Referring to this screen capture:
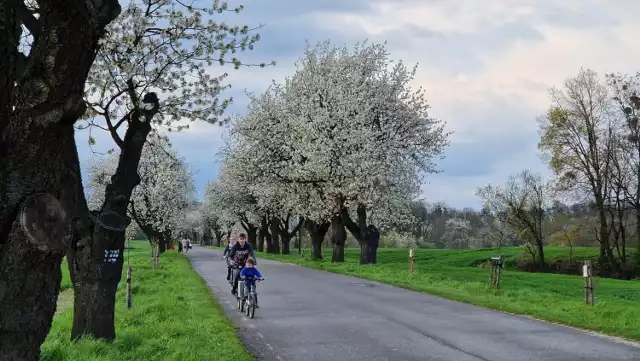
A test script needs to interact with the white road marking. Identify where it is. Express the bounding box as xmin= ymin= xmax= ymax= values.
xmin=257 ymin=332 xmax=264 ymax=338
xmin=267 ymin=344 xmax=274 ymax=350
